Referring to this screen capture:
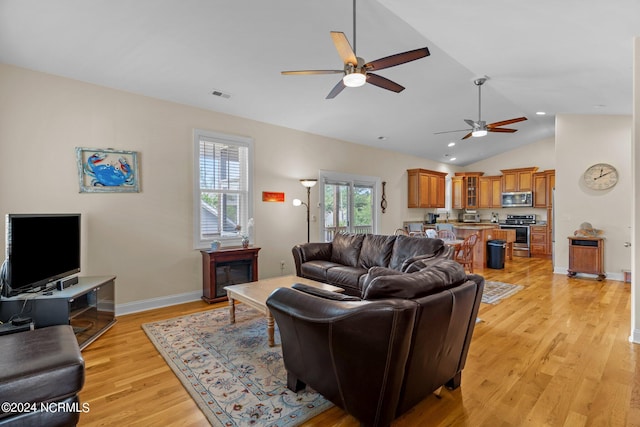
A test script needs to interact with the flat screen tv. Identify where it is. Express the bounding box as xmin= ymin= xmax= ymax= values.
xmin=2 ymin=213 xmax=81 ymax=297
